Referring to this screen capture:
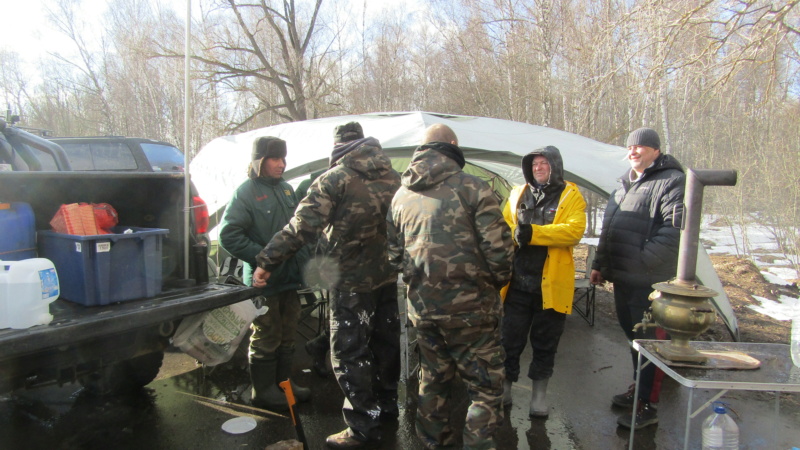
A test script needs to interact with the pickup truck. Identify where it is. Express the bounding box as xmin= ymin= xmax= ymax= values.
xmin=0 ymin=120 xmax=259 ymax=394
xmin=47 ymin=135 xmax=189 ymax=173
